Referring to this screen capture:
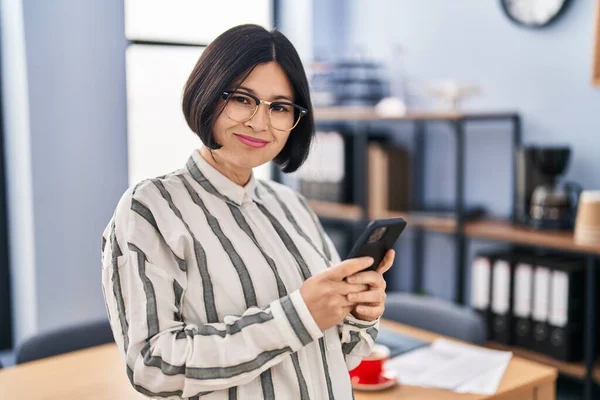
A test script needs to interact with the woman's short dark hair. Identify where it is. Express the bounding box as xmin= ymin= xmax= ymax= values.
xmin=182 ymin=24 xmax=314 ymax=173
